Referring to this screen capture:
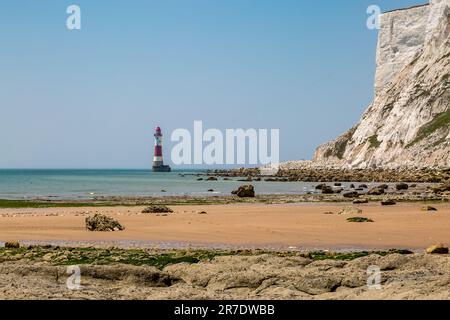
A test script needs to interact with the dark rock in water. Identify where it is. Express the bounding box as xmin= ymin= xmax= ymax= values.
xmin=207 ymin=189 xmax=214 ymax=192
xmin=353 ymin=198 xmax=369 ymax=204
xmin=426 ymin=244 xmax=449 ymax=254
xmin=321 ymin=185 xmax=334 ymax=194
xmin=142 ymin=205 xmax=174 ymax=214
xmin=161 ymin=190 xmax=167 ymax=193
xmin=343 ymin=191 xmax=359 ymax=198
xmin=5 ymin=241 xmax=20 ymax=249
xmin=265 ymin=178 xmax=277 ymax=182
xmin=206 ymin=177 xmax=218 ymax=181
xmin=197 ymin=178 xmax=204 ymax=181
xmin=378 ymin=184 xmax=389 ymax=190
xmin=381 ymin=199 xmax=396 ymax=206
xmin=410 ymin=184 xmax=417 ymax=188
xmin=198 ymin=211 xmax=208 ymax=215
xmin=223 ymin=177 xmax=231 ymax=181
xmin=359 ymin=184 xmax=368 ymax=189
xmin=86 ymin=214 xmax=124 ymax=232
xmin=354 ymin=188 xmax=364 ymax=191
xmin=349 ymin=184 xmax=355 ymax=189
xmin=232 ymin=185 xmax=255 ymax=198
xmin=422 ymin=205 xmax=437 ymax=212
xmin=396 ymin=183 xmax=409 ymax=191
xmin=334 ymin=183 xmax=342 ymax=187
xmin=368 ymin=187 xmax=385 ymax=195
xmin=315 ymin=184 xmax=327 ymax=190
xmin=254 ymin=177 xmax=262 ymax=182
